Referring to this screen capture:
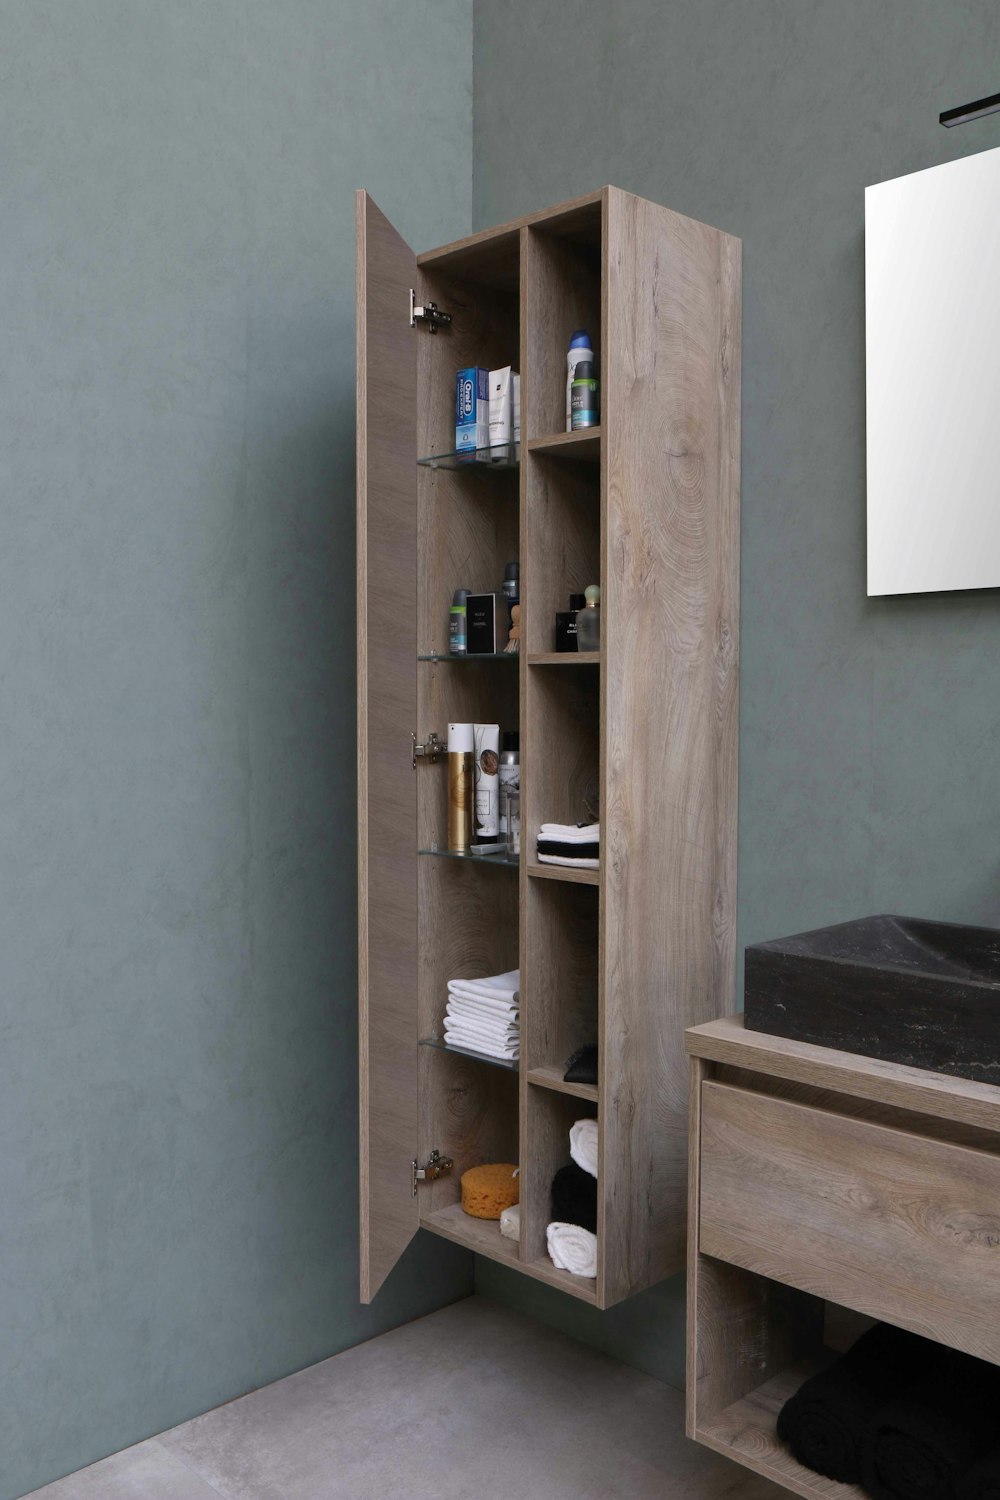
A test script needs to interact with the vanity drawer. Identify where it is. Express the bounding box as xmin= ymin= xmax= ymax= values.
xmin=698 ymin=1080 xmax=1000 ymax=1365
